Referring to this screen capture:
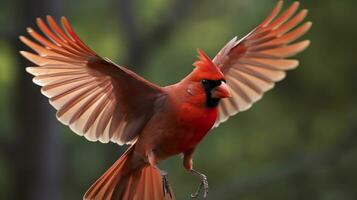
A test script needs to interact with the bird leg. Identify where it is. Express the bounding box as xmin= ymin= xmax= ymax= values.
xmin=158 ymin=168 xmax=173 ymax=198
xmin=183 ymin=148 xmax=209 ymax=199
xmin=149 ymin=150 xmax=173 ymax=198
xmin=190 ymin=169 xmax=208 ymax=199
